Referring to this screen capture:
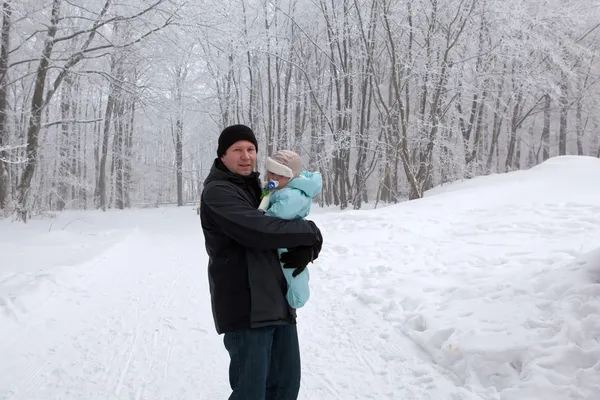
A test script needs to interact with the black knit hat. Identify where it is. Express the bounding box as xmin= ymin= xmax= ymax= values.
xmin=217 ymin=124 xmax=258 ymax=157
